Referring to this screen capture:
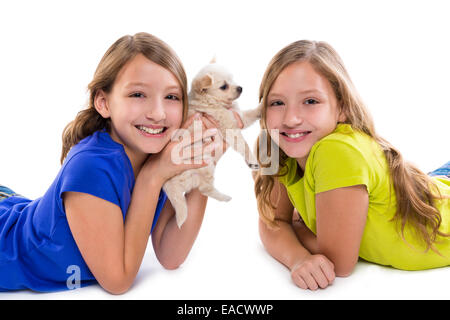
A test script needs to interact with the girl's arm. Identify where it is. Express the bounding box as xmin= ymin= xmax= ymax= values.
xmin=258 ymin=178 xmax=335 ymax=290
xmin=64 ymin=114 xmax=217 ymax=294
xmin=151 ymin=188 xmax=207 ymax=269
xmin=315 ymin=185 xmax=368 ymax=277
xmin=258 ymin=180 xmax=308 ymax=268
xmin=292 ymin=210 xmax=319 ymax=254
xmin=151 ymin=113 xmax=232 ymax=269
xmin=63 ymin=173 xmax=164 ymax=295
xmin=285 ymin=185 xmax=369 ymax=278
